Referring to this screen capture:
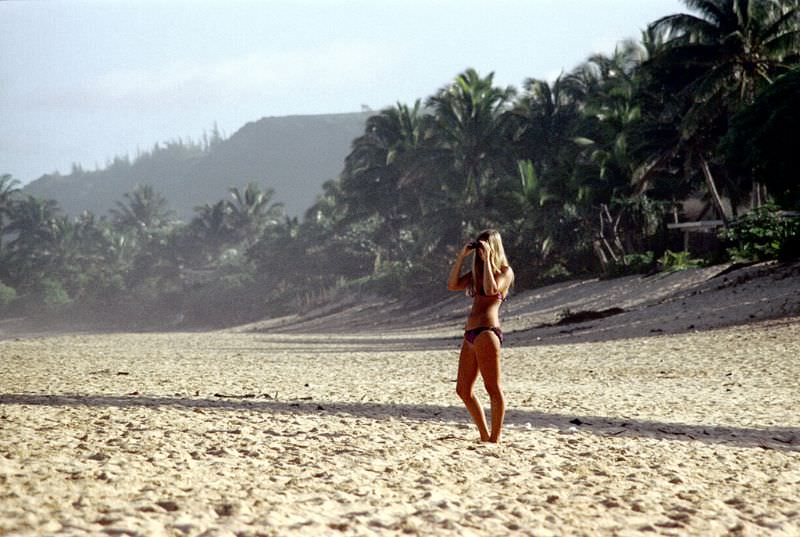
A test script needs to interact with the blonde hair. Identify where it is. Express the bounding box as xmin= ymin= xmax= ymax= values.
xmin=470 ymin=229 xmax=513 ymax=297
